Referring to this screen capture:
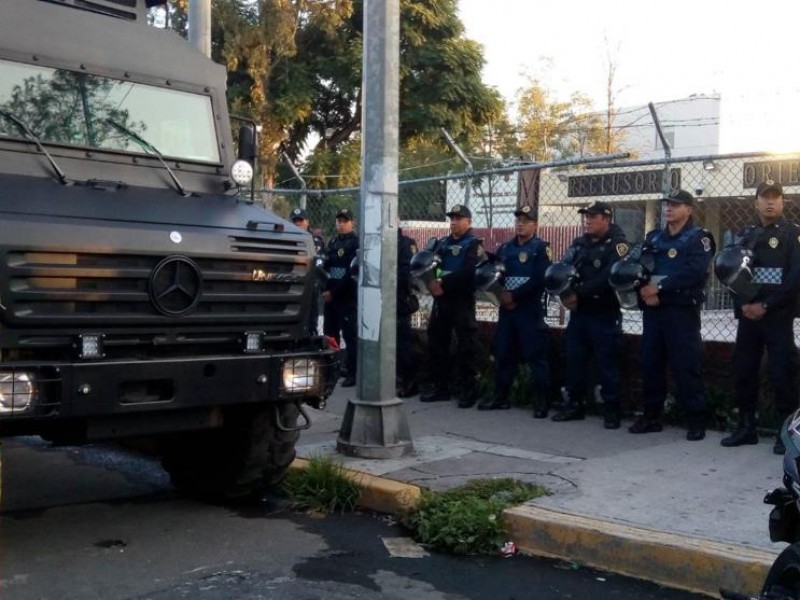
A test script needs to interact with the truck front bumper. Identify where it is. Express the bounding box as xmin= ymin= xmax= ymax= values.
xmin=0 ymin=346 xmax=339 ymax=438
